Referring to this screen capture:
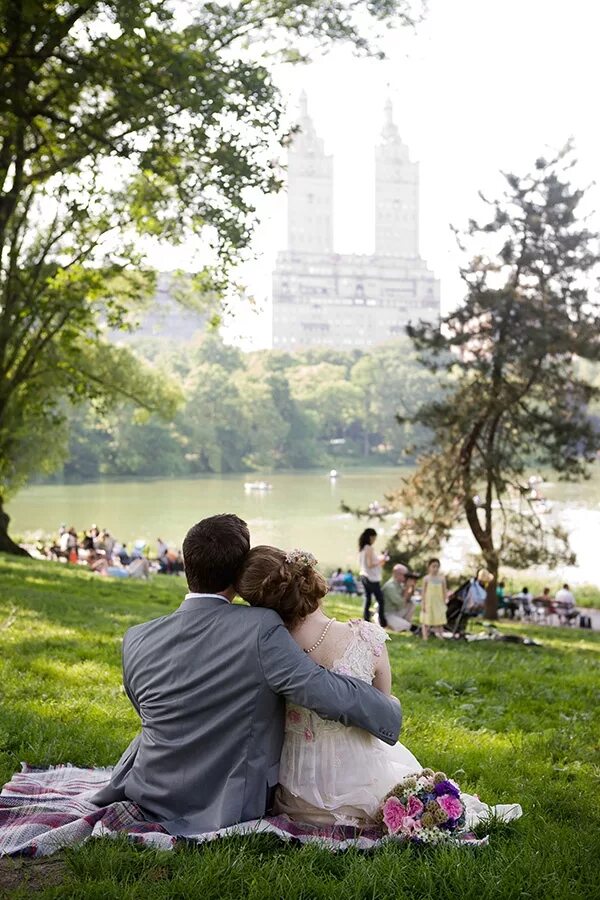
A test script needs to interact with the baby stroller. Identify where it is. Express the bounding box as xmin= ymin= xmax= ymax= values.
xmin=445 ymin=577 xmax=487 ymax=638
